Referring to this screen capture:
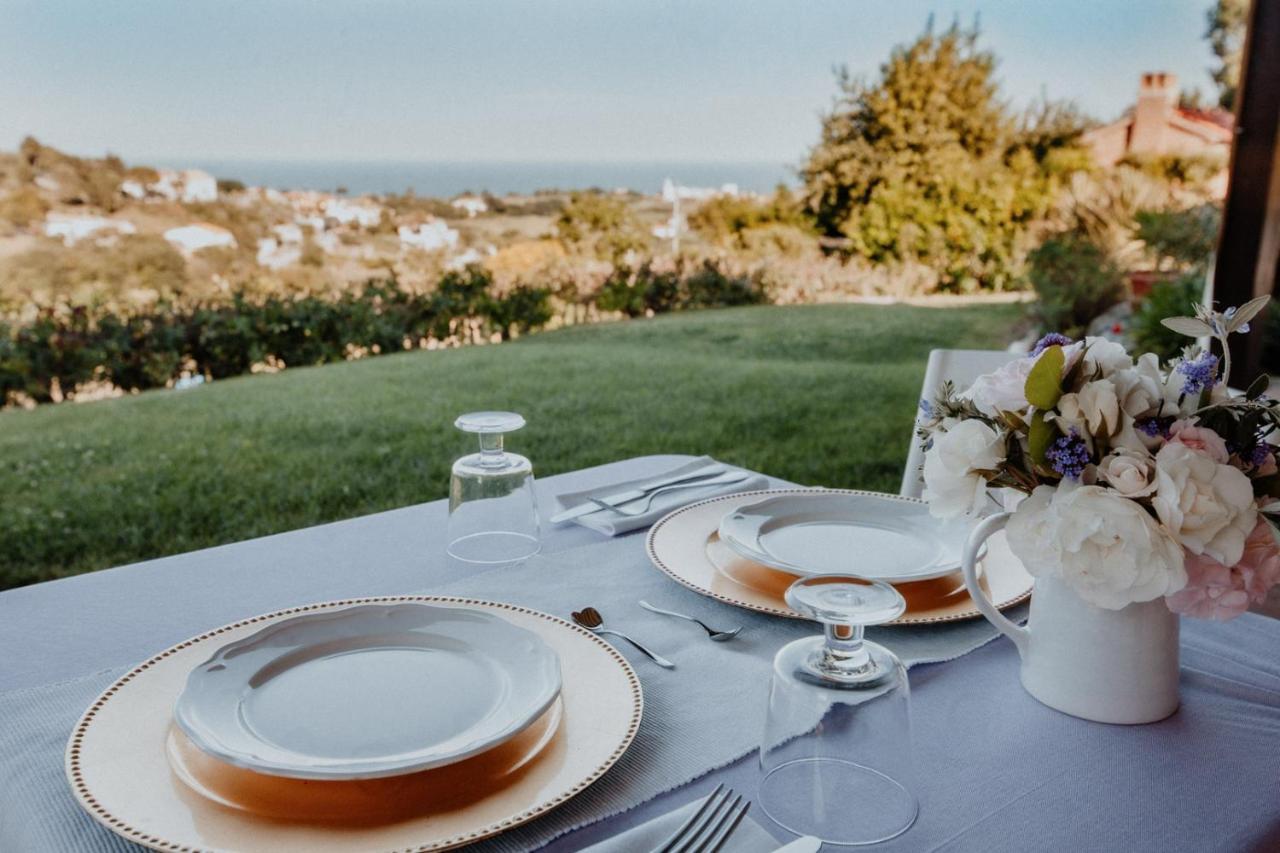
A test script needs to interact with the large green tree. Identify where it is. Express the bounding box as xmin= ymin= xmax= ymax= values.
xmin=1206 ymin=0 xmax=1250 ymax=111
xmin=801 ymin=25 xmax=1076 ymax=290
